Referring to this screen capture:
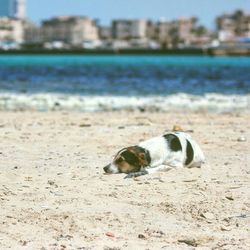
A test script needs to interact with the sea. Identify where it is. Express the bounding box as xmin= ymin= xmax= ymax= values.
xmin=0 ymin=54 xmax=249 ymax=112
